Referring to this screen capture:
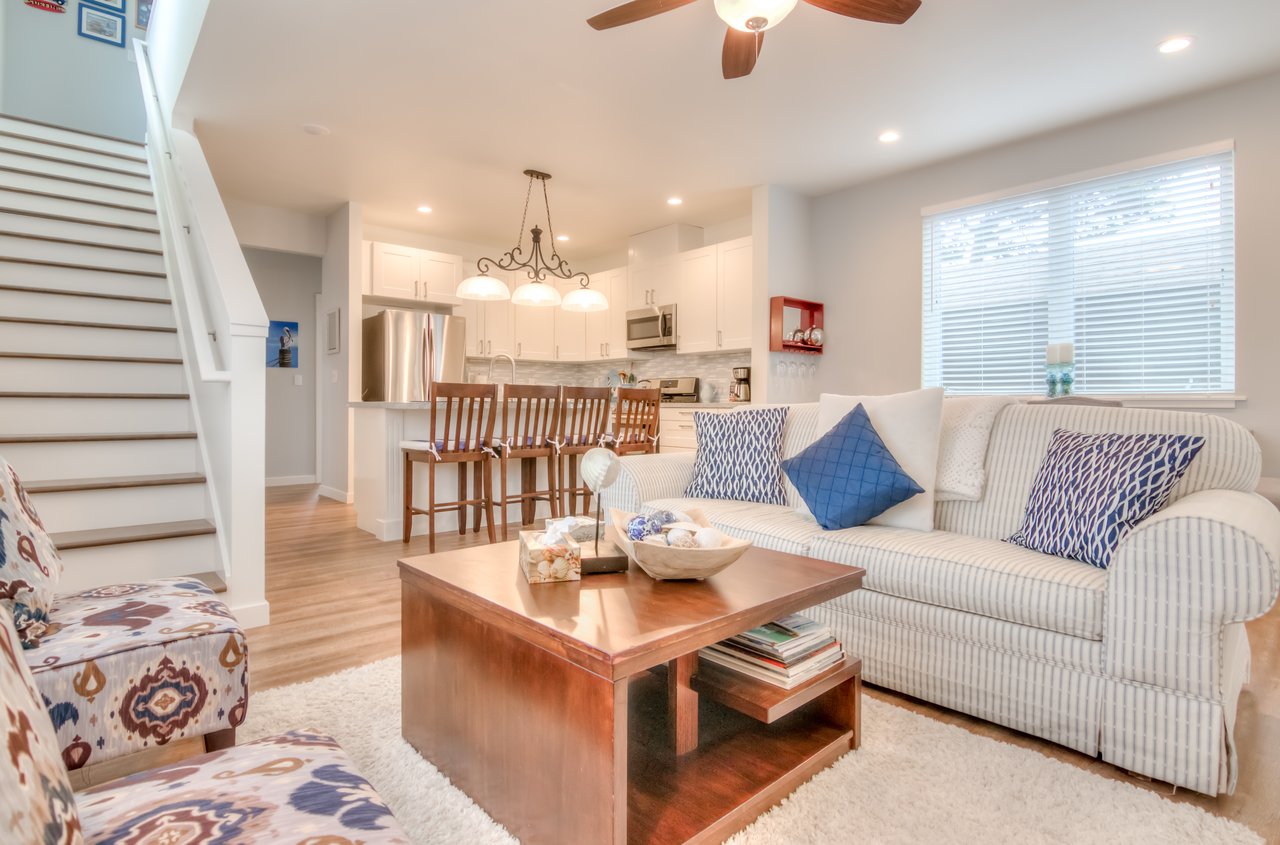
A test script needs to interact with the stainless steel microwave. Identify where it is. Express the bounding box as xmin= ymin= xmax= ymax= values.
xmin=626 ymin=304 xmax=676 ymax=350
